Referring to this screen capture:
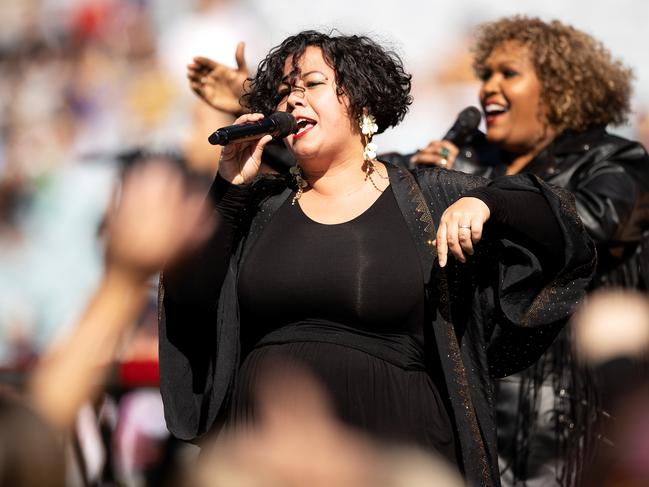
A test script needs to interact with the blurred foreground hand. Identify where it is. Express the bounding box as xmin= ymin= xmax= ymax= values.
xmin=572 ymin=288 xmax=649 ymax=365
xmin=31 ymin=159 xmax=214 ymax=430
xmin=105 ymin=159 xmax=215 ymax=280
xmin=191 ymin=366 xmax=463 ymax=487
